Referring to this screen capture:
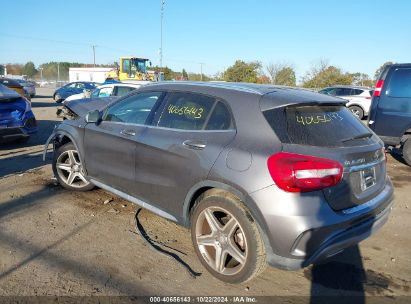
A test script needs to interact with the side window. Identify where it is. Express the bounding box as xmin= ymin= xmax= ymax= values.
xmin=158 ymin=92 xmax=216 ymax=130
xmin=98 ymin=87 xmax=114 ymax=97
xmin=76 ymin=83 xmax=85 ymax=89
xmin=205 ymin=102 xmax=233 ymax=130
xmin=103 ymin=92 xmax=162 ymax=125
xmin=91 ymin=89 xmax=100 ymax=98
xmin=67 ymin=83 xmax=77 ymax=88
xmin=353 ymin=89 xmax=364 ymax=95
xmin=115 ymin=86 xmax=136 ymax=96
xmin=334 ymin=88 xmax=345 ymax=96
xmin=387 ymin=68 xmax=411 ymax=98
